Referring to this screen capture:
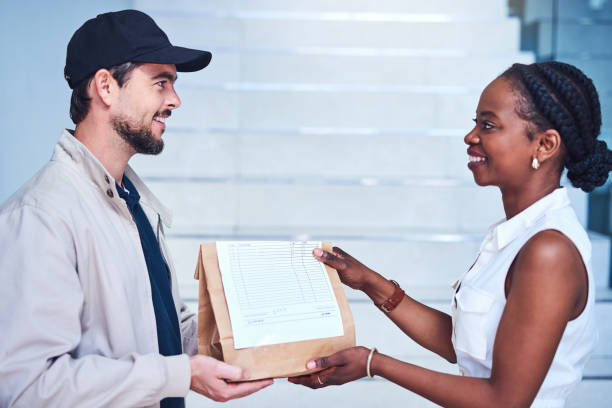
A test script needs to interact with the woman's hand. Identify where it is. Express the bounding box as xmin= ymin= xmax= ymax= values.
xmin=288 ymin=346 xmax=371 ymax=389
xmin=313 ymin=247 xmax=375 ymax=291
